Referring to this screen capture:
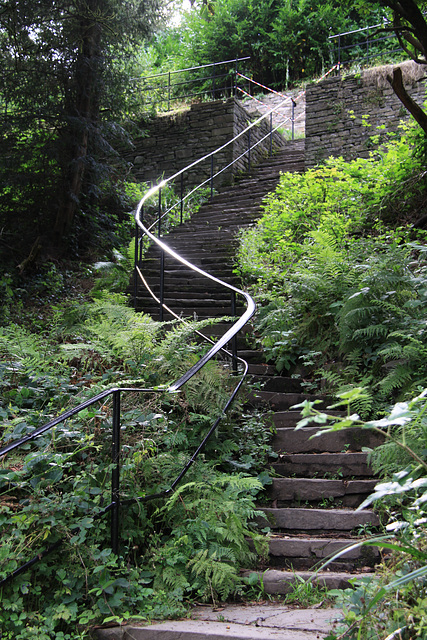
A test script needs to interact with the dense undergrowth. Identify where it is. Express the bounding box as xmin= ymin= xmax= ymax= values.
xmin=0 ymin=288 xmax=273 ymax=638
xmin=237 ymin=118 xmax=427 ymax=639
xmin=2 ymin=101 xmax=427 ymax=640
